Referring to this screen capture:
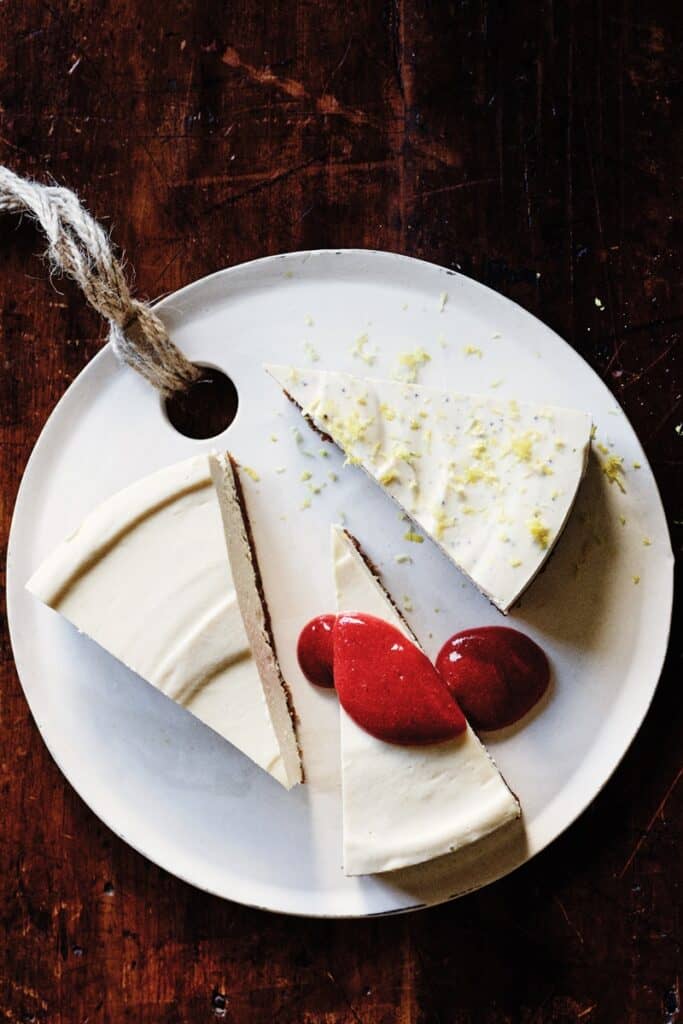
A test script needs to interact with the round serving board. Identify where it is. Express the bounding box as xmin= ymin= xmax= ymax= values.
xmin=6 ymin=250 xmax=674 ymax=917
